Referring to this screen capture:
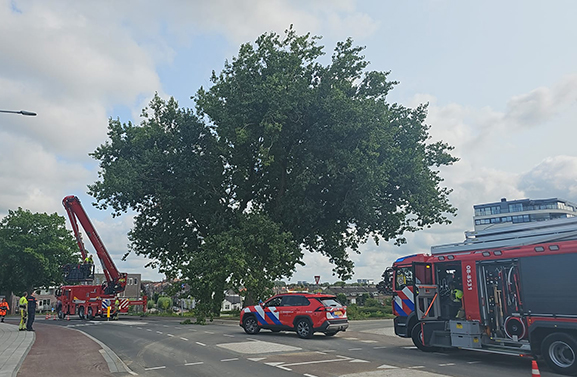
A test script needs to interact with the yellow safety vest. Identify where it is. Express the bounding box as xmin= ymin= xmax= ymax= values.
xmin=19 ymin=296 xmax=27 ymax=309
